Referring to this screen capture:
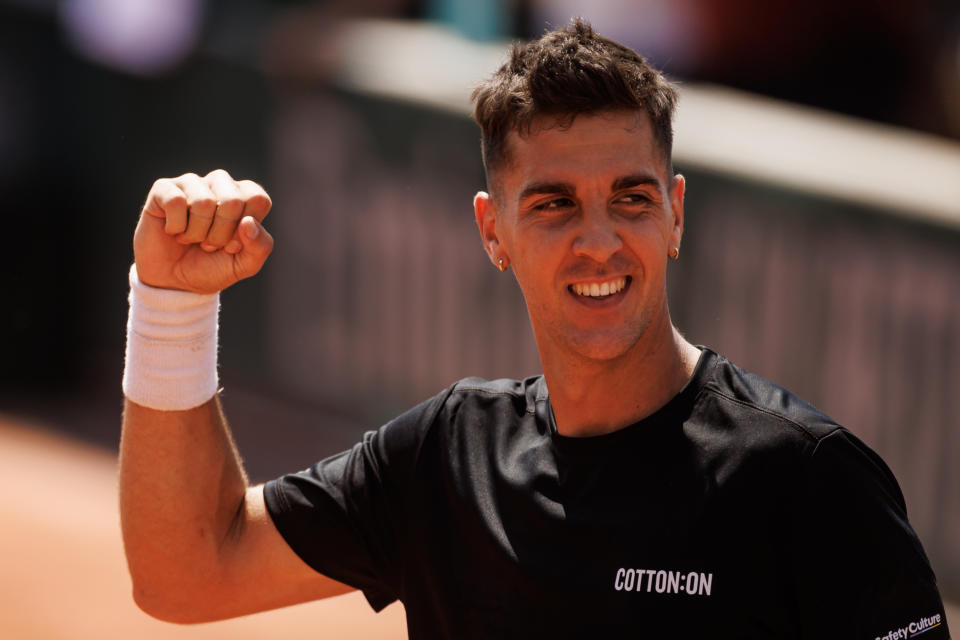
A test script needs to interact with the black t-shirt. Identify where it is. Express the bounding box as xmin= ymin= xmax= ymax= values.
xmin=264 ymin=348 xmax=950 ymax=639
